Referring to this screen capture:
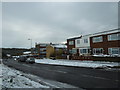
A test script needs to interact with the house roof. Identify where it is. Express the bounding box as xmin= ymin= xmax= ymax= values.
xmin=67 ymin=28 xmax=119 ymax=40
xmin=67 ymin=36 xmax=82 ymax=40
xmin=91 ymin=28 xmax=120 ymax=36
xmin=51 ymin=44 xmax=67 ymax=49
xmin=23 ymin=51 xmax=31 ymax=54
